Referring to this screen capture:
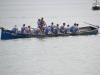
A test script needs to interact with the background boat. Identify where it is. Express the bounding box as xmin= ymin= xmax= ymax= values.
xmin=92 ymin=0 xmax=100 ymax=10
